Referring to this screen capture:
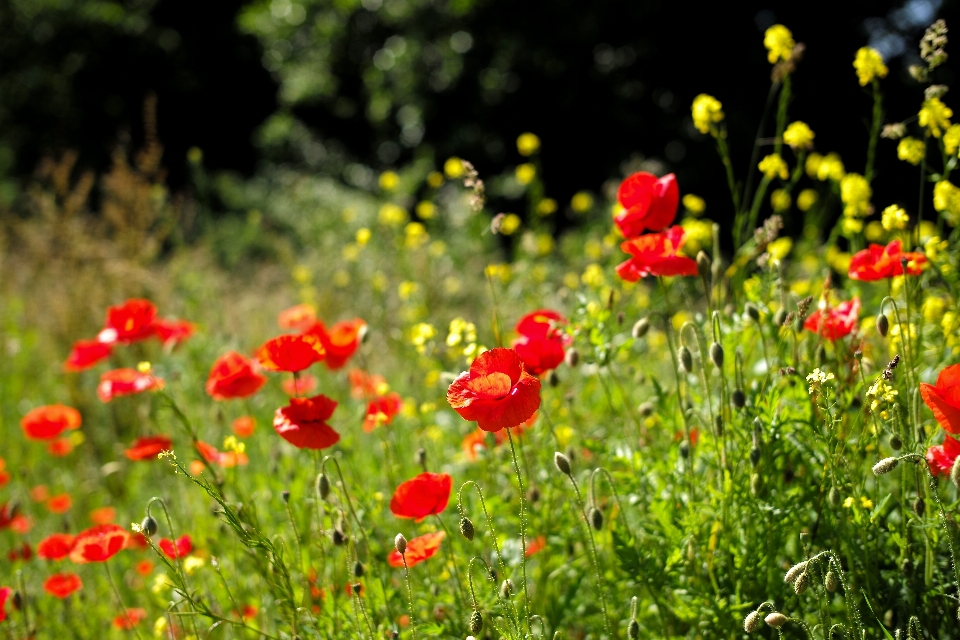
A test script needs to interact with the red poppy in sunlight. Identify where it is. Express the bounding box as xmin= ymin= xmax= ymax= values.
xmin=512 ymin=310 xmax=571 ymax=376
xmin=446 ymin=347 xmax=541 ymax=433
xmin=21 ymin=404 xmax=82 ymax=441
xmin=159 ymin=535 xmax=193 ymax=559
xmin=282 ymin=373 xmax=318 ymax=396
xmin=926 ymin=435 xmax=960 ymax=475
xmin=206 ymin=351 xmax=267 ymax=400
xmin=154 ymin=319 xmax=195 ymax=346
xmin=232 ymin=415 xmax=257 ymax=438
xmin=803 ymin=297 xmax=860 ymax=341
xmin=363 ymin=392 xmax=404 ymax=432
xmin=305 ymin=319 xmax=366 ymax=370
xmin=848 ymin=240 xmax=927 ymax=281
xmin=47 ymin=494 xmax=72 ymax=514
xmin=349 ymin=369 xmax=387 ymax=399
xmin=98 ymin=299 xmax=158 ymax=344
xmin=90 ymin=507 xmax=116 ymax=525
xmin=273 ymin=394 xmax=340 ymax=449
xmin=47 ymin=438 xmax=74 ymax=457
xmin=257 ymin=334 xmax=325 ymax=372
xmin=125 ymin=435 xmax=173 ymax=461
xmin=0 ymin=587 xmax=10 ymax=621
xmin=113 ymin=608 xmax=147 ymax=630
xmin=921 ymin=364 xmax=960 ymax=435
xmin=70 ymin=524 xmax=128 ymax=563
xmin=64 ymin=339 xmax=113 ymax=371
xmin=135 ymin=559 xmax=154 ymax=576
xmin=97 ymin=368 xmax=164 ymax=402
xmin=388 ymin=531 xmax=445 ymax=568
xmin=278 ymin=304 xmax=317 ymax=330
xmin=38 ymin=533 xmax=75 ymax=560
xmin=525 ymin=535 xmax=547 ymax=557
xmin=125 ymin=532 xmax=150 ymax=551
xmin=44 ymin=573 xmax=82 ymax=598
xmin=240 ymin=605 xmax=258 ymax=621
xmin=616 ymin=226 xmax=699 ymax=281
xmin=614 ymin=172 xmax=679 ymax=238
xmin=390 ymin=472 xmax=452 ymax=522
